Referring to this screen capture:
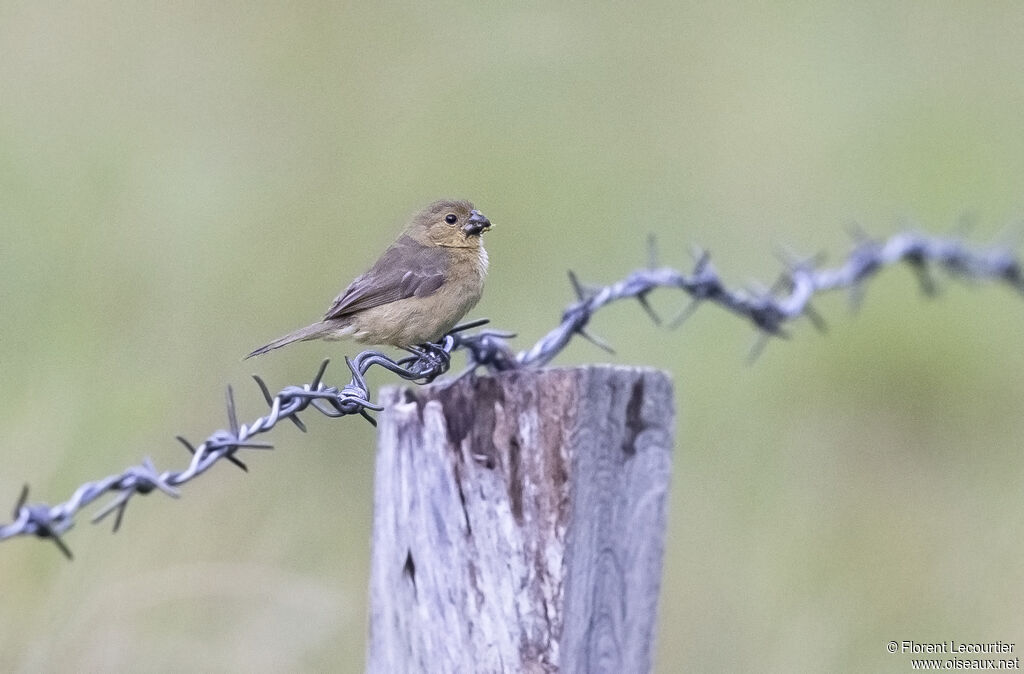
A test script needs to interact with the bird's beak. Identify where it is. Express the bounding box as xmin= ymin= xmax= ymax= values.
xmin=463 ymin=210 xmax=492 ymax=236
